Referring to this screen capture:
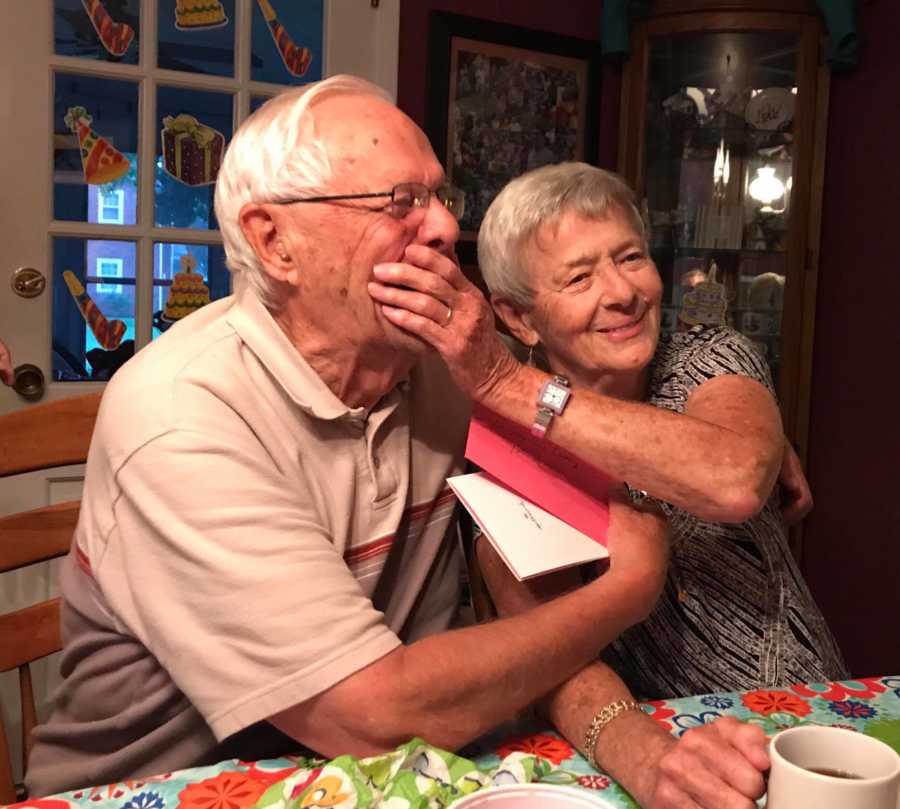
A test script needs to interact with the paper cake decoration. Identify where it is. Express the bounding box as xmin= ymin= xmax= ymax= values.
xmin=161 ymin=113 xmax=225 ymax=187
xmin=65 ymin=106 xmax=131 ymax=186
xmin=163 ymin=254 xmax=211 ymax=322
xmin=175 ymin=0 xmax=229 ymax=30
xmin=679 ymin=260 xmax=728 ymax=328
